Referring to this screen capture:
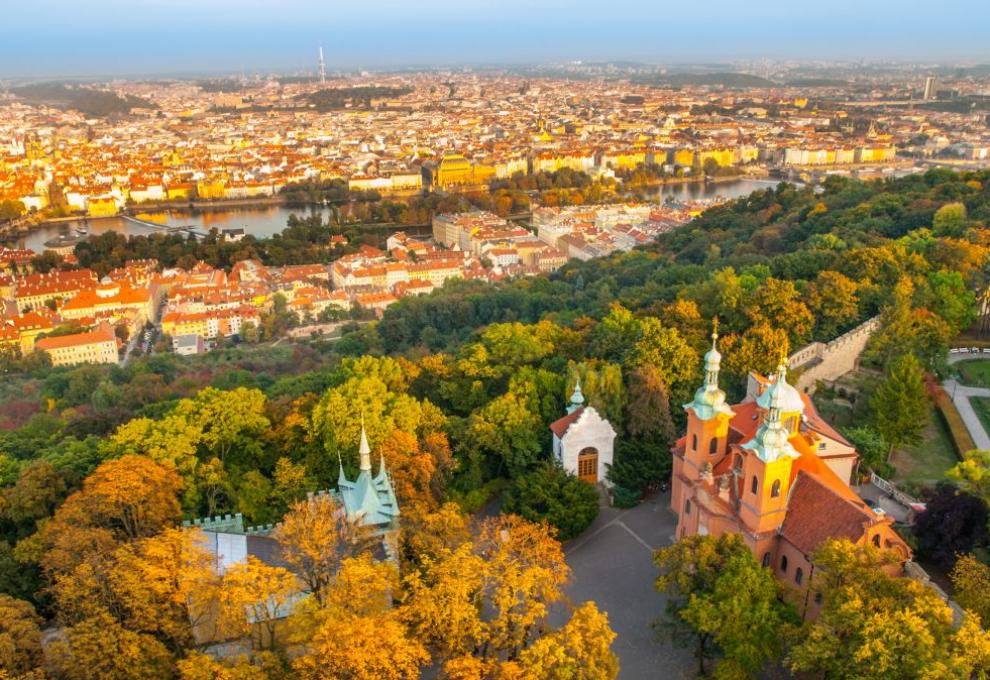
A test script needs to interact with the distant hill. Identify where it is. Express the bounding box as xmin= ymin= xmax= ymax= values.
xmin=11 ymin=83 xmax=153 ymax=117
xmin=634 ymin=72 xmax=776 ymax=88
